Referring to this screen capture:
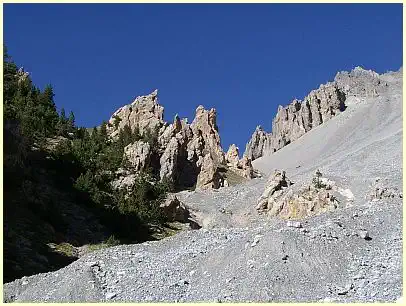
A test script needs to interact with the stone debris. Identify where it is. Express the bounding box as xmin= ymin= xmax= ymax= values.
xmin=257 ymin=170 xmax=342 ymax=219
xmin=286 ymin=221 xmax=302 ymax=228
xmin=358 ymin=230 xmax=371 ymax=240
